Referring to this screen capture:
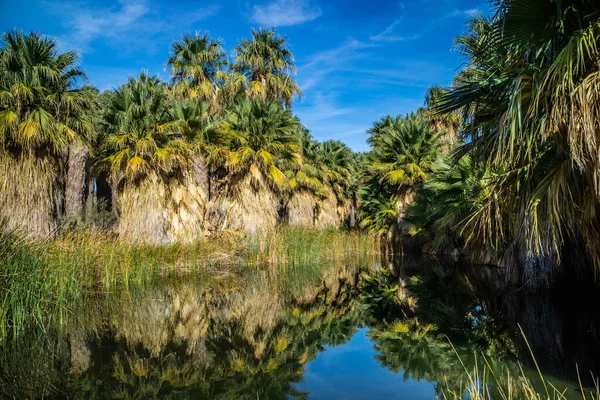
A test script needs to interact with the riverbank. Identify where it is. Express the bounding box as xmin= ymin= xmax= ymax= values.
xmin=0 ymin=227 xmax=379 ymax=340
